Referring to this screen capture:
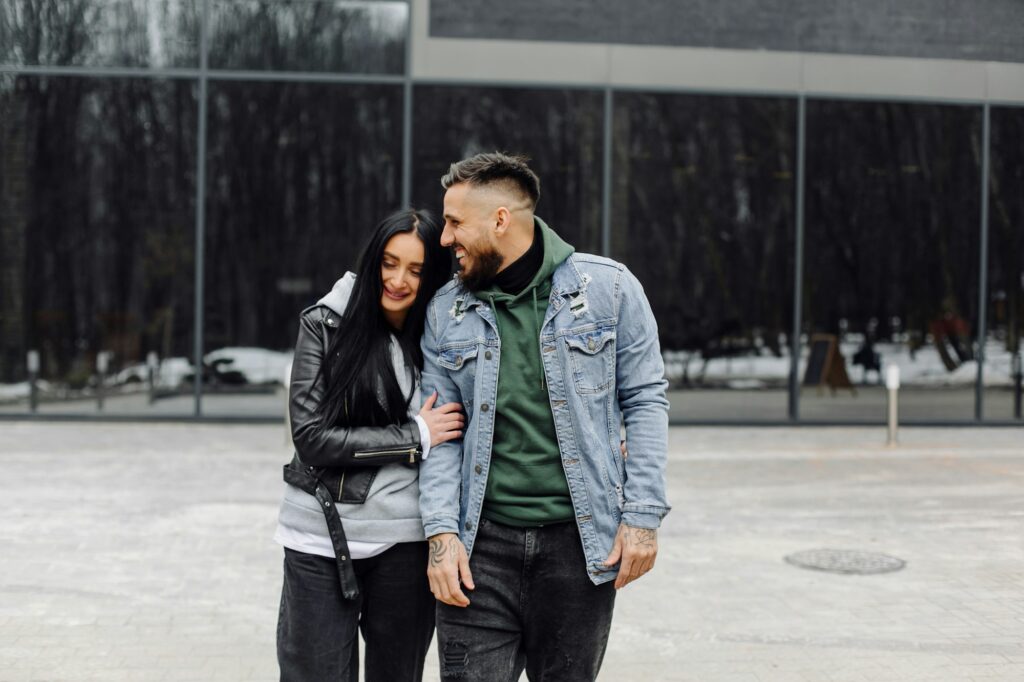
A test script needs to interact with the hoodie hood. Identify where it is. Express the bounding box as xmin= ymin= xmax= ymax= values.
xmin=317 ymin=271 xmax=357 ymax=316
xmin=477 ymin=216 xmax=574 ymax=305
